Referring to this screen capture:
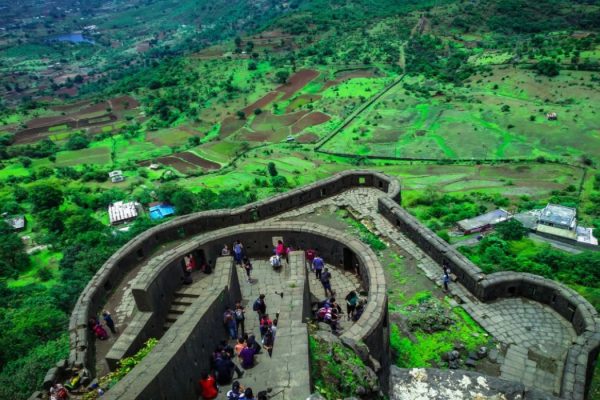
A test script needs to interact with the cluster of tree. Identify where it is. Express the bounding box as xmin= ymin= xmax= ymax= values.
xmin=460 ymin=221 xmax=600 ymax=288
xmin=0 ymin=175 xmax=263 ymax=398
xmin=405 ymin=35 xmax=475 ymax=83
xmin=0 ymin=138 xmax=58 ymax=161
xmin=156 ymin=183 xmax=258 ymax=215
